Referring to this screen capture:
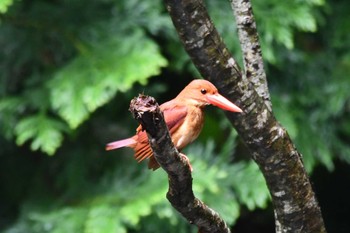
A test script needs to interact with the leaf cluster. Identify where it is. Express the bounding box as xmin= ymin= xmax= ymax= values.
xmin=3 ymin=130 xmax=270 ymax=233
xmin=270 ymin=0 xmax=350 ymax=172
xmin=0 ymin=0 xmax=168 ymax=154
